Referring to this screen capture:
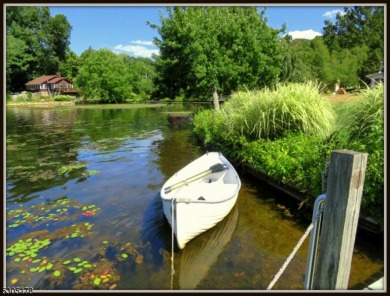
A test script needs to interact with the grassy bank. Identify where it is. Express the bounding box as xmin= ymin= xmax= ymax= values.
xmin=193 ymin=82 xmax=384 ymax=230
